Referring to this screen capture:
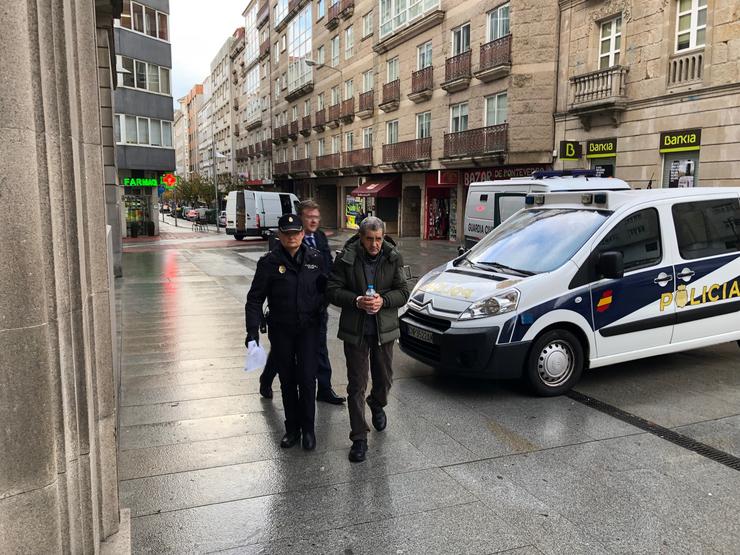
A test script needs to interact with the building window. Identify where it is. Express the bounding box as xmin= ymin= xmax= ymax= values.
xmin=318 ymin=0 xmax=325 ymax=19
xmin=416 ymin=111 xmax=431 ymax=138
xmin=275 ymin=0 xmax=288 ymax=26
xmin=345 ymin=79 xmax=354 ymax=99
xmin=317 ymin=45 xmax=325 ymax=65
xmin=599 ymin=16 xmax=622 ymax=69
xmin=387 ymin=57 xmax=399 ymax=81
xmin=332 ymin=134 xmax=341 ymax=153
xmin=281 ymin=34 xmax=287 ymax=51
xmin=452 ymin=23 xmax=471 ymax=55
xmin=363 ymin=69 xmax=374 ymax=92
xmin=676 ymin=0 xmax=707 ymax=51
xmin=292 ymin=105 xmax=299 ymax=121
xmin=485 ymin=92 xmax=507 ymax=125
xmin=386 ymin=119 xmax=398 ymax=143
xmin=318 ymin=137 xmax=325 ymax=155
xmin=345 ymin=26 xmax=354 ymax=59
xmin=304 ymin=99 xmax=311 ymax=116
xmin=363 ymin=11 xmax=373 ymax=38
xmin=274 ymin=41 xmax=280 ymax=63
xmin=363 ymin=126 xmax=373 ymax=148
xmin=293 ymin=145 xmax=299 ymax=159
xmin=275 ymin=79 xmax=281 ymax=98
xmin=135 ymin=60 xmax=147 ymax=89
xmin=125 ymin=115 xmax=137 ymax=144
xmin=120 ymin=56 xmax=134 ymax=87
xmin=305 ymin=142 xmax=311 ymax=158
xmin=487 ymin=3 xmax=510 ymax=42
xmin=318 ymin=92 xmax=325 ymax=110
xmin=116 ymin=114 xmax=173 ymax=147
xmin=450 ymin=102 xmax=468 ymax=132
xmin=331 ymin=85 xmax=340 ymax=105
xmin=147 ymin=63 xmax=160 ymax=93
xmin=417 ymin=41 xmax=432 ymax=69
xmin=331 ymin=35 xmax=340 ymax=67
xmin=379 ymin=0 xmax=440 ymax=39
xmin=159 ymin=67 xmax=170 ymax=94
xmin=120 ymin=1 xmax=169 ymax=41
xmin=345 ymin=131 xmax=354 ymax=151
